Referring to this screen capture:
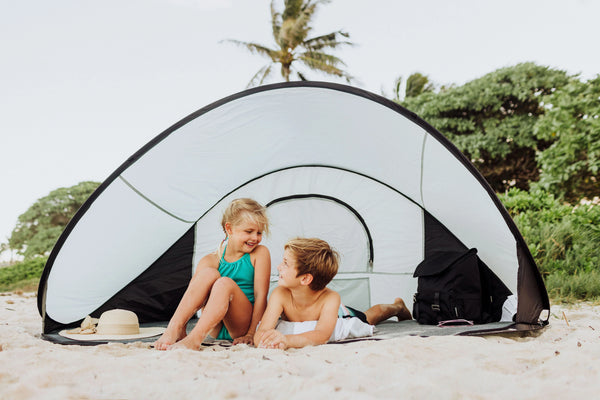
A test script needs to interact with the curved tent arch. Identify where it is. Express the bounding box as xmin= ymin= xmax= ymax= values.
xmin=266 ymin=194 xmax=375 ymax=264
xmin=38 ymin=81 xmax=549 ymax=335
